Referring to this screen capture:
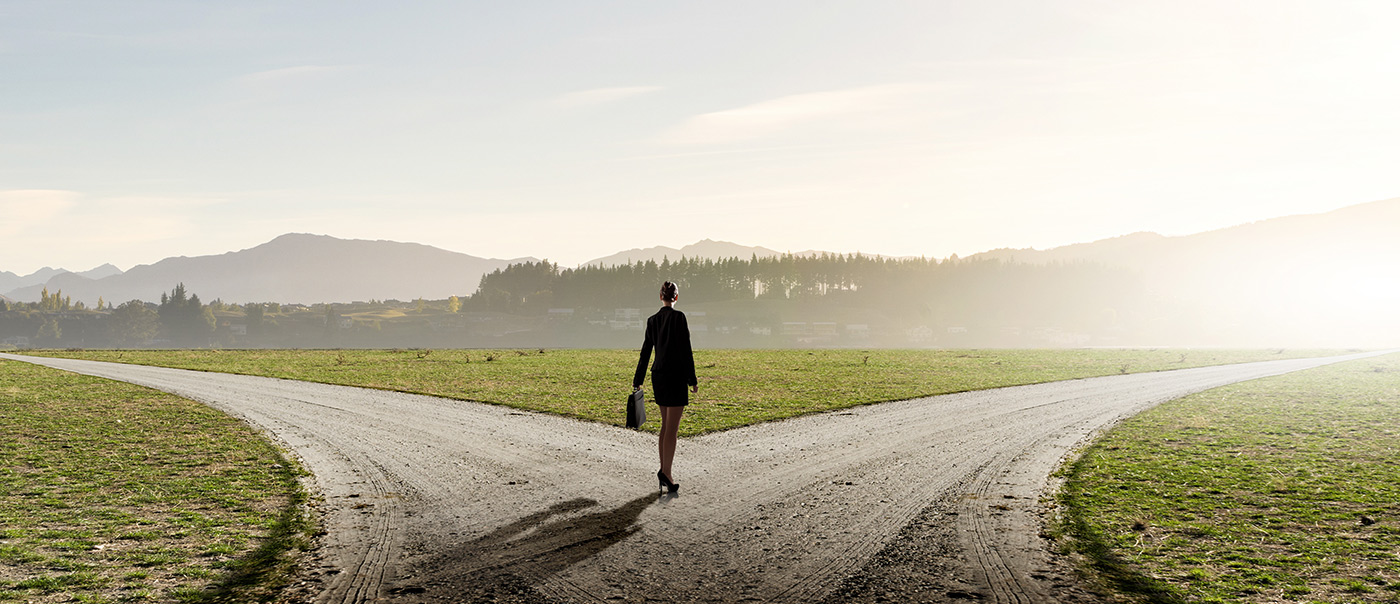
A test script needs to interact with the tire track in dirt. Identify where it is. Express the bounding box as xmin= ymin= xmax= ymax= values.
xmin=4 ymin=351 xmax=1389 ymax=604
